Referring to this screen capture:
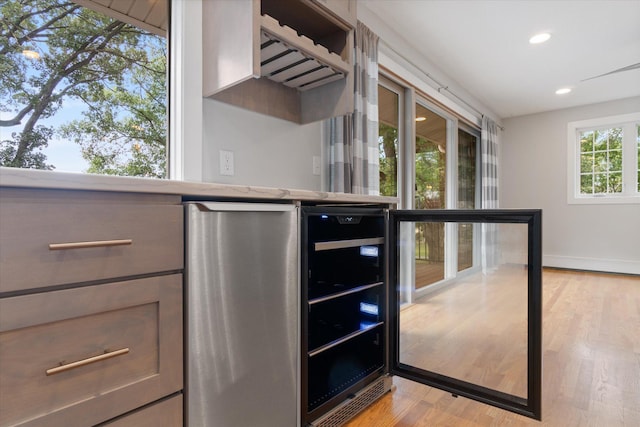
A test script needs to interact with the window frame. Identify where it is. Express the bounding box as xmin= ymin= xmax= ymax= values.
xmin=378 ymin=70 xmax=483 ymax=304
xmin=567 ymin=112 xmax=640 ymax=205
xmin=377 ymin=75 xmax=405 ymax=202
